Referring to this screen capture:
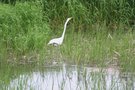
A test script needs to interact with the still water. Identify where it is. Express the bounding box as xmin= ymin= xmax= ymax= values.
xmin=0 ymin=64 xmax=135 ymax=90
